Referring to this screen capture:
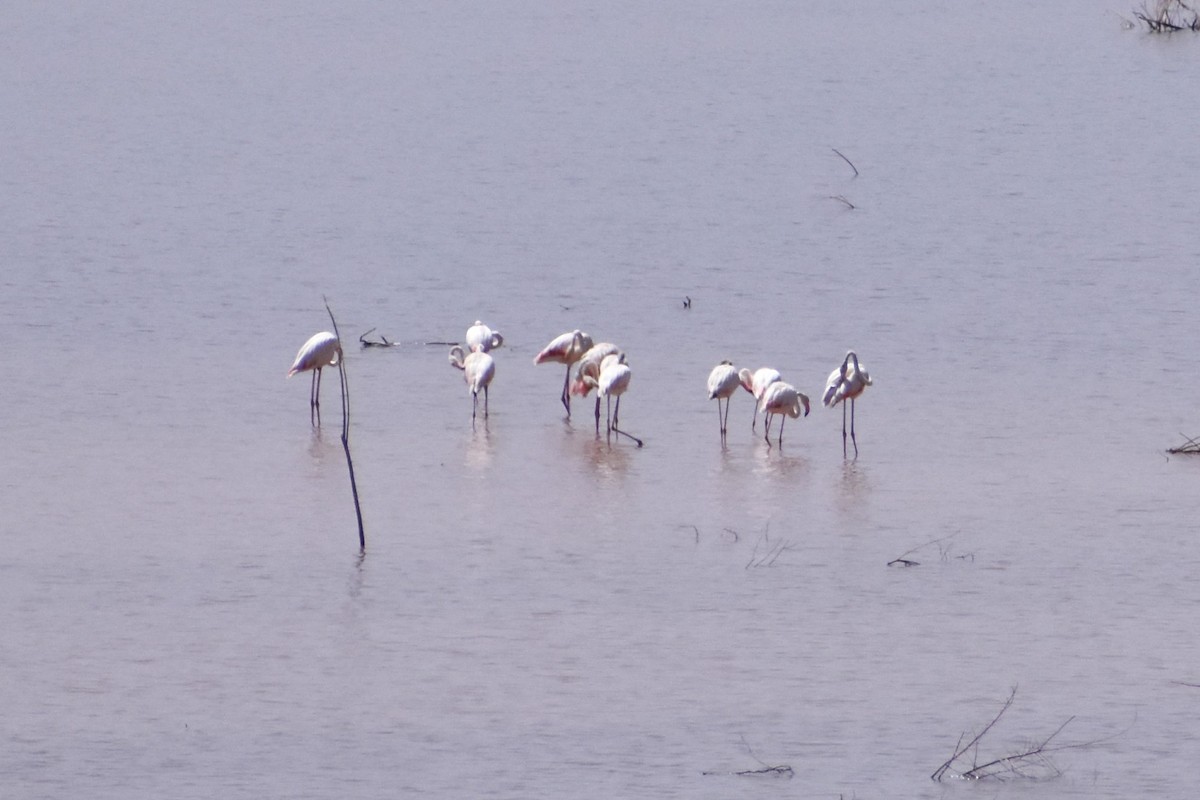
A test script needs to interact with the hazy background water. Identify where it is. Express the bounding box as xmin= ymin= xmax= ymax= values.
xmin=4 ymin=1 xmax=1200 ymax=797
